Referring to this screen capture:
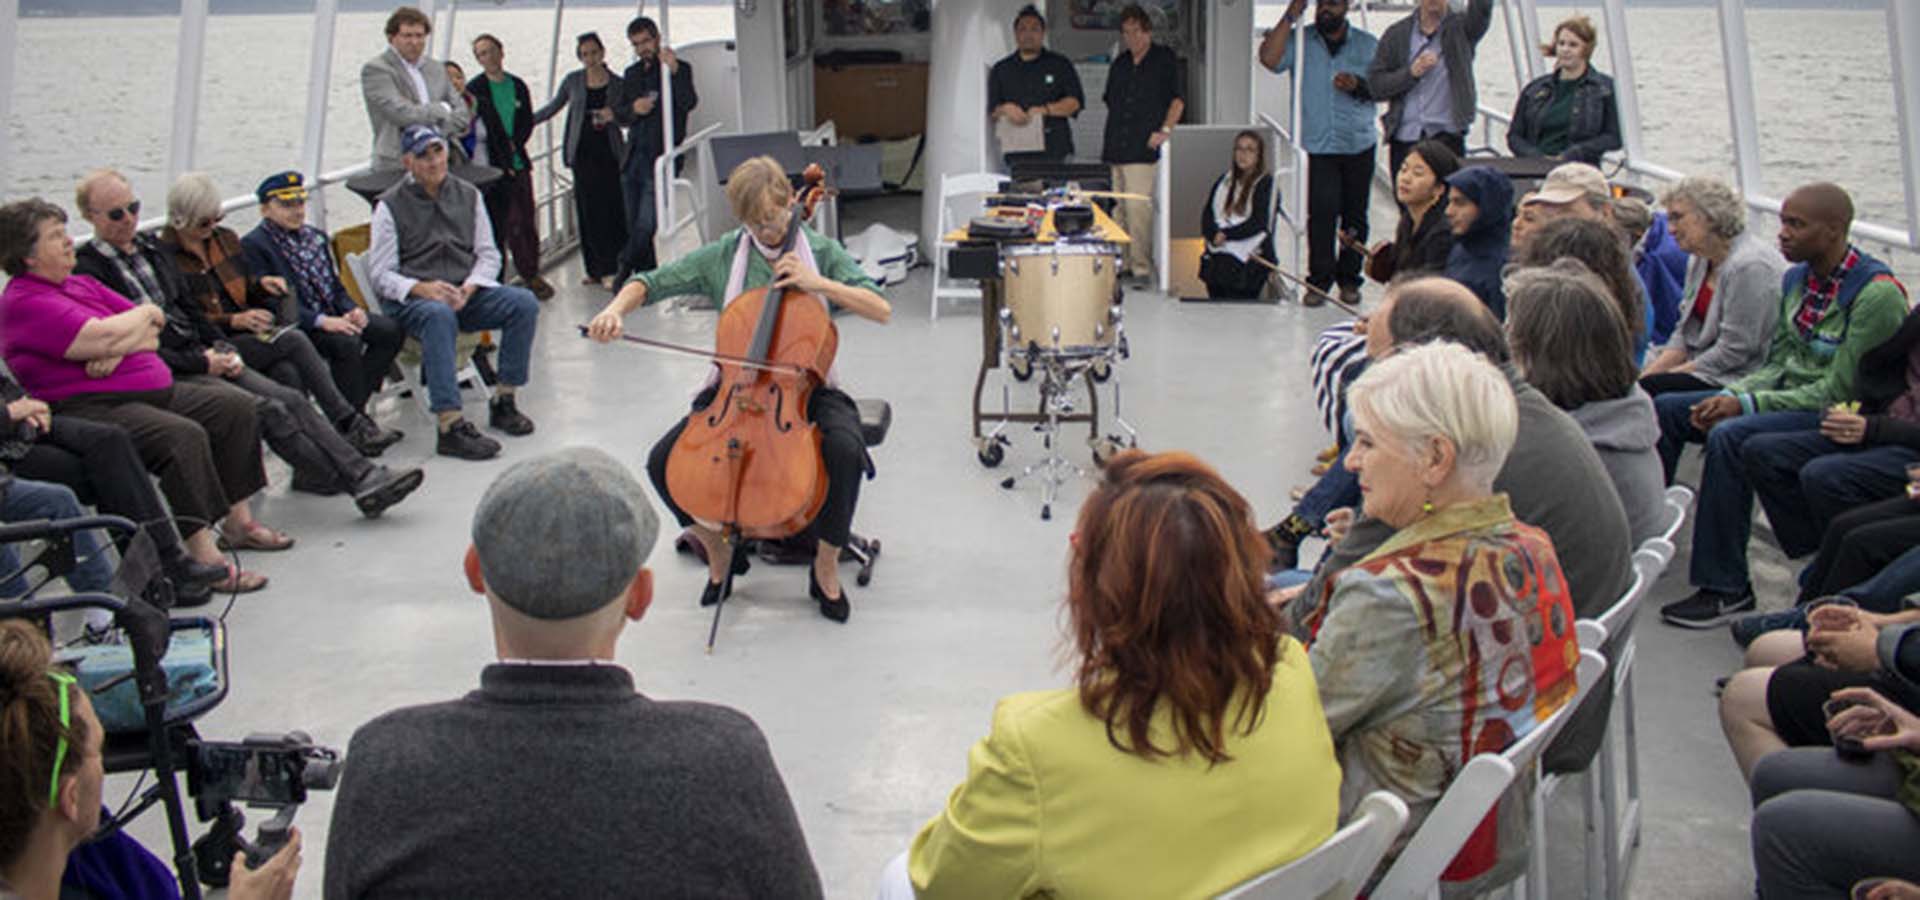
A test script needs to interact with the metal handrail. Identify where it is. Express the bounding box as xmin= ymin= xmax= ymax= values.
xmin=653 ymin=121 xmax=726 ymax=253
